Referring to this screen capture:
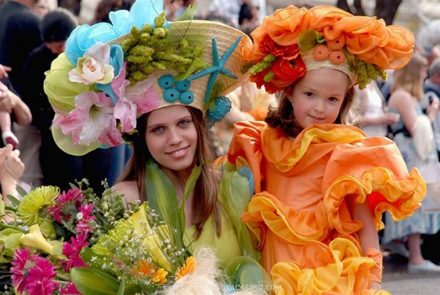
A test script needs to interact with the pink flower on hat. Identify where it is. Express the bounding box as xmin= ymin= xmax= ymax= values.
xmin=55 ymin=91 xmax=122 ymax=146
xmin=68 ymin=42 xmax=115 ymax=85
xmin=112 ymin=64 xmax=161 ymax=133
